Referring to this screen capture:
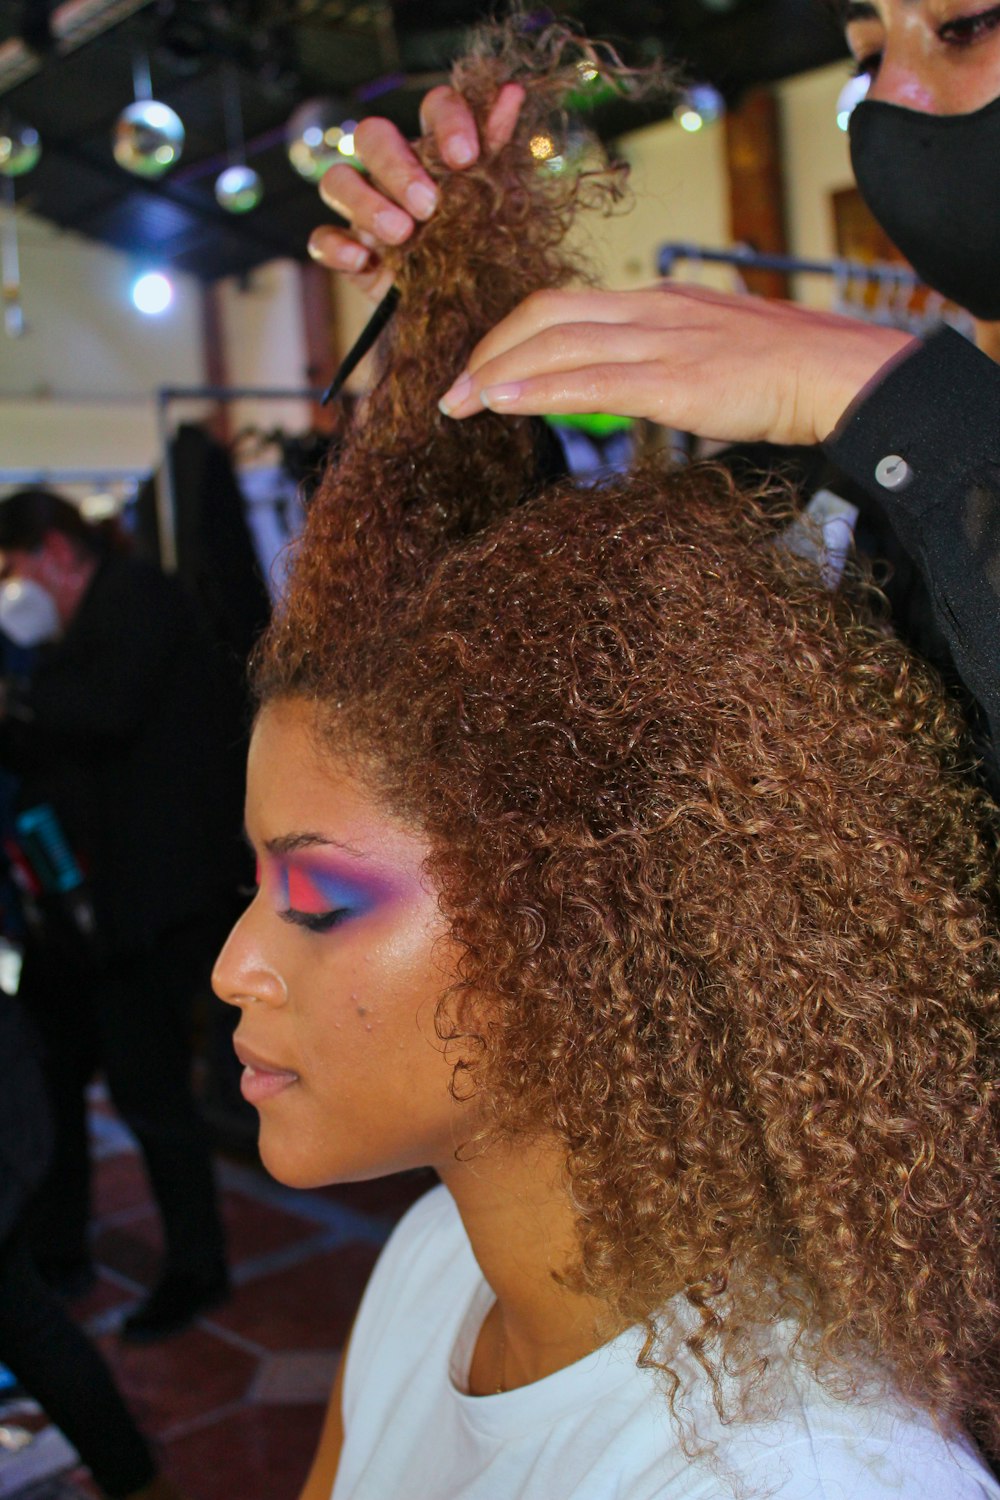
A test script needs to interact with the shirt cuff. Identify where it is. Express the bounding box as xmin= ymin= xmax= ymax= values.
xmin=822 ymin=327 xmax=1000 ymax=523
